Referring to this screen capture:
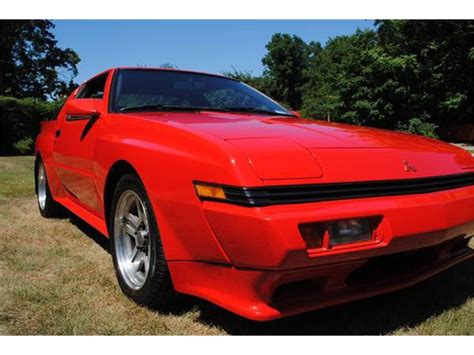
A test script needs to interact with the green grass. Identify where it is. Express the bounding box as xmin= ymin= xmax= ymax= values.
xmin=0 ymin=156 xmax=35 ymax=199
xmin=0 ymin=156 xmax=473 ymax=335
